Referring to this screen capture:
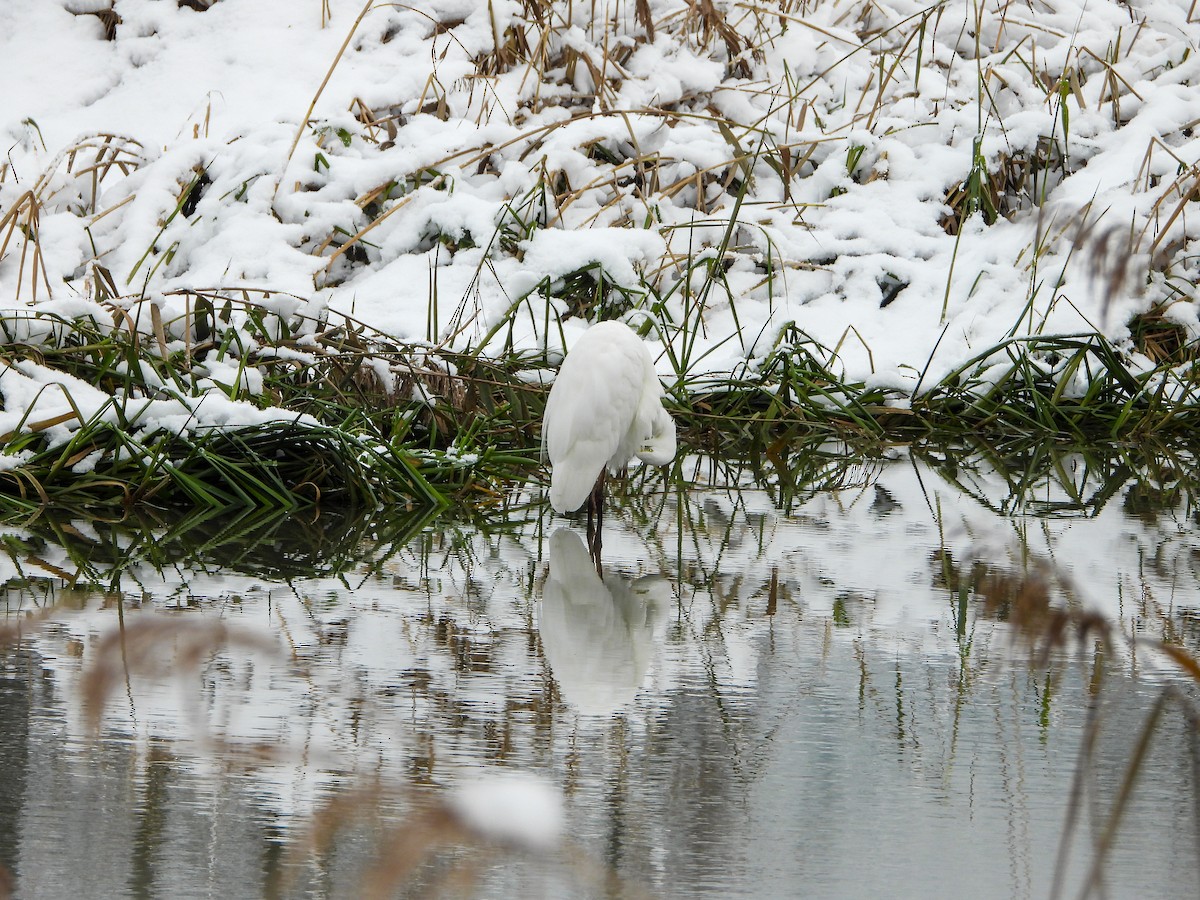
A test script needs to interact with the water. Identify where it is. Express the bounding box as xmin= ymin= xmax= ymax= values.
xmin=1 ymin=446 xmax=1198 ymax=898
